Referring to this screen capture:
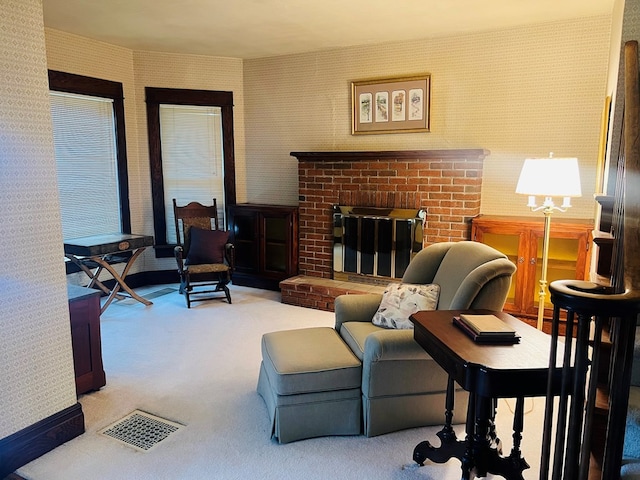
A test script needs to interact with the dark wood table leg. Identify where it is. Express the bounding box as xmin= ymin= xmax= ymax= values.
xmin=471 ymin=394 xmax=494 ymax=478
xmin=460 ymin=391 xmax=477 ymax=480
xmin=66 ymin=254 xmax=112 ymax=296
xmin=92 ymin=247 xmax=153 ymax=313
xmin=488 ymin=397 xmax=502 ymax=454
xmin=479 ymin=396 xmax=530 ymax=480
xmin=413 ymin=376 xmax=467 ymax=466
